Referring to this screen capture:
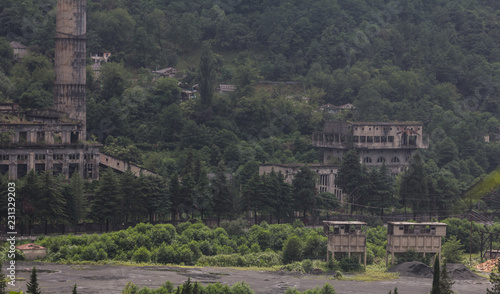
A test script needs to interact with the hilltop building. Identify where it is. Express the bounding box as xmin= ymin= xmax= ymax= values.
xmin=313 ymin=121 xmax=429 ymax=176
xmin=260 ymin=121 xmax=429 ymax=203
